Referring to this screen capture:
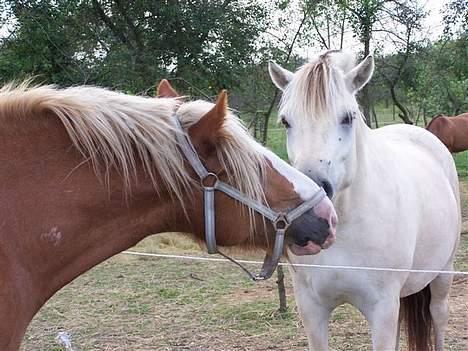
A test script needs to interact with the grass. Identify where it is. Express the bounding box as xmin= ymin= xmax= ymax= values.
xmin=22 ymin=225 xmax=467 ymax=351
xmin=454 ymin=152 xmax=468 ymax=178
